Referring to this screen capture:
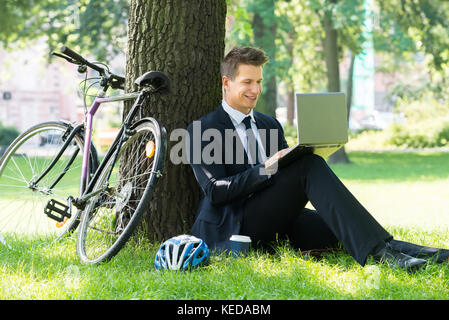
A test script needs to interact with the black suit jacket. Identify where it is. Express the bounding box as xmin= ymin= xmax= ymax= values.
xmin=187 ymin=104 xmax=289 ymax=251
